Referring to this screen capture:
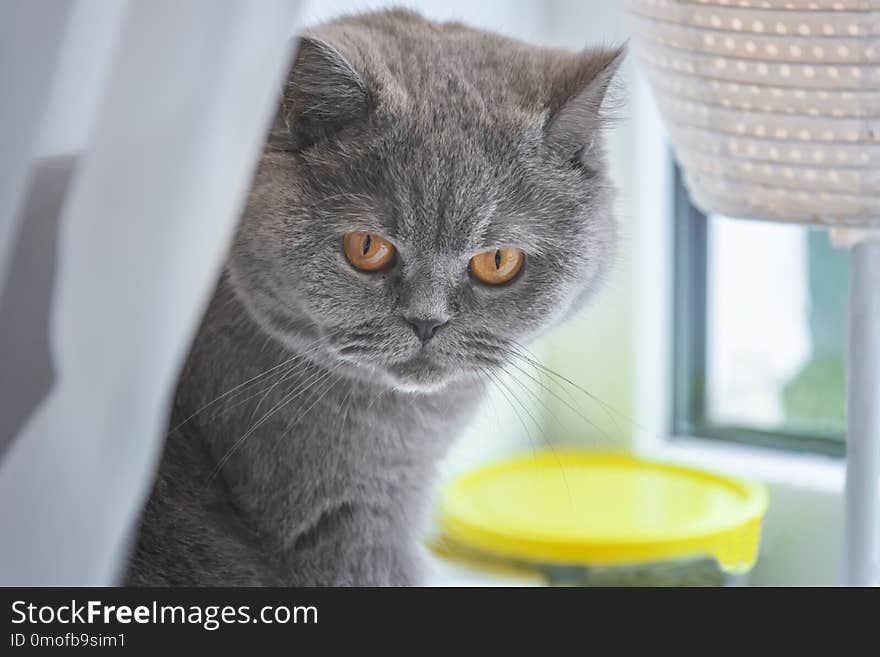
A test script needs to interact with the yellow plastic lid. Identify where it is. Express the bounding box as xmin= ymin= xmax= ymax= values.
xmin=439 ymin=450 xmax=769 ymax=574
